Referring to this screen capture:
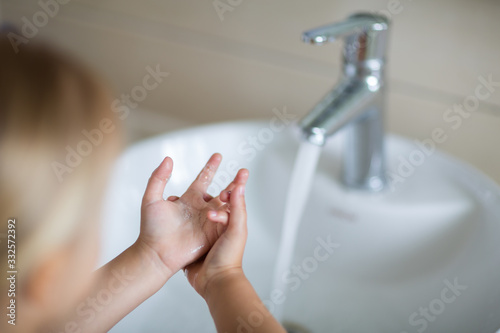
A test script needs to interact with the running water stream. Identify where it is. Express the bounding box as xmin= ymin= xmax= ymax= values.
xmin=272 ymin=141 xmax=323 ymax=322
